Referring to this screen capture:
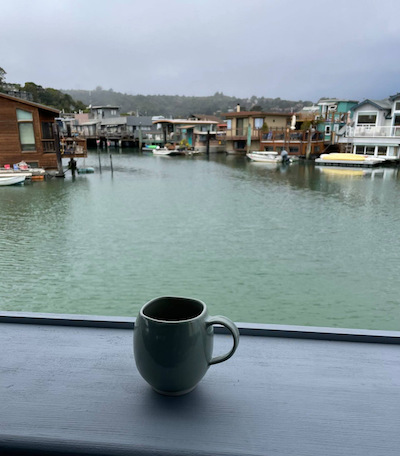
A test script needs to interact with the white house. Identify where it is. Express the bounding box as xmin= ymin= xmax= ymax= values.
xmin=338 ymin=93 xmax=400 ymax=160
